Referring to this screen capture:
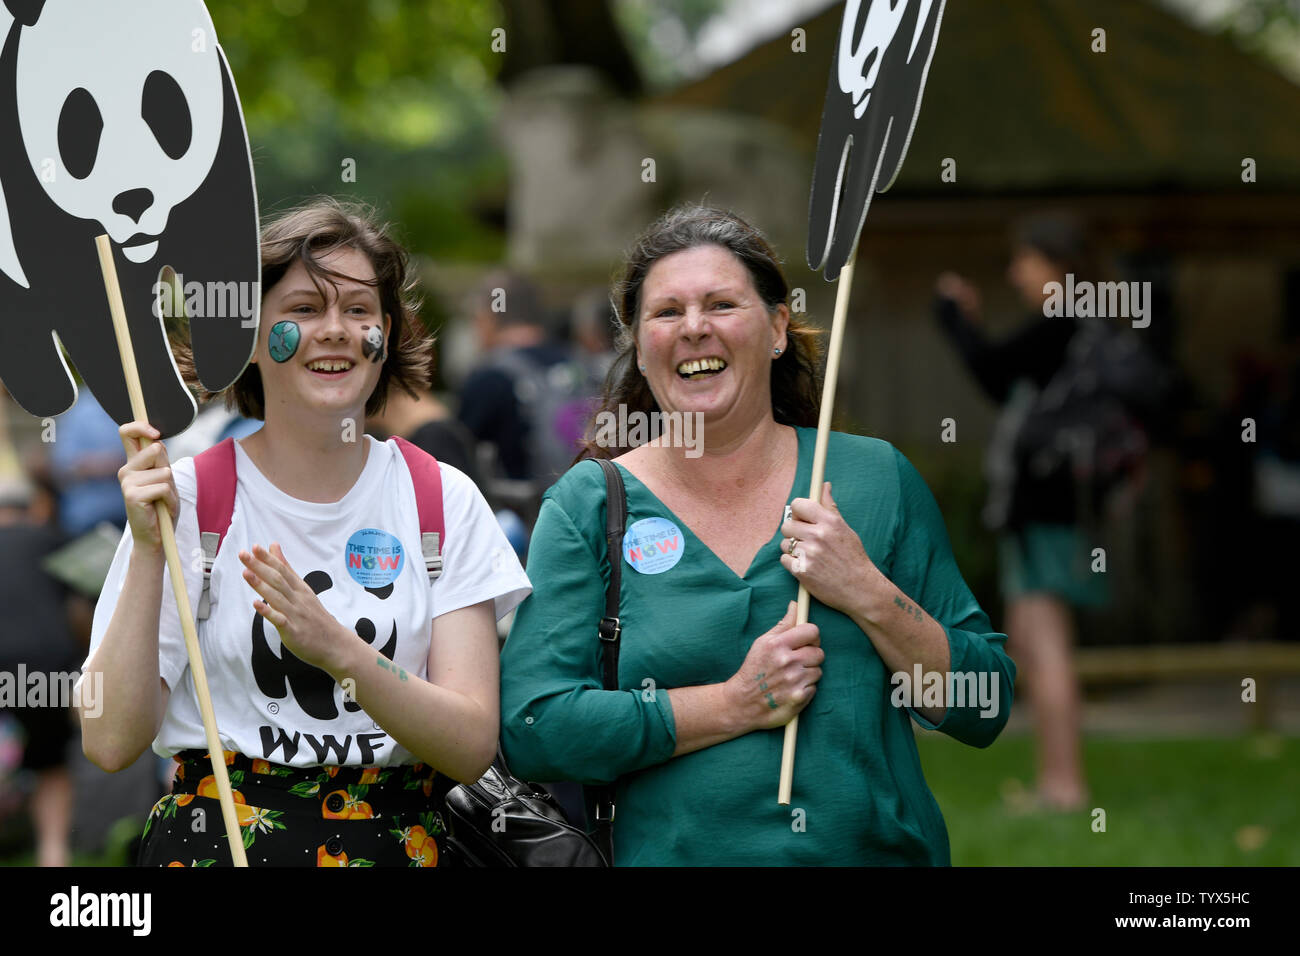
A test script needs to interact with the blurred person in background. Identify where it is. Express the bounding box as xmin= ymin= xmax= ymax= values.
xmin=571 ymin=286 xmax=619 ymax=387
xmin=458 ymin=271 xmax=597 ymax=490
xmin=1212 ymin=281 xmax=1300 ymax=645
xmin=48 ymin=390 xmax=128 ymax=537
xmin=0 ymin=412 xmax=81 ymax=866
xmin=369 ymin=387 xmax=532 ymax=562
xmin=934 ymin=212 xmax=1133 ymax=811
xmin=164 ymin=399 xmax=262 ymax=463
xmin=1250 ymin=331 xmax=1300 ymax=643
xmin=369 ymin=387 xmax=481 ymax=492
